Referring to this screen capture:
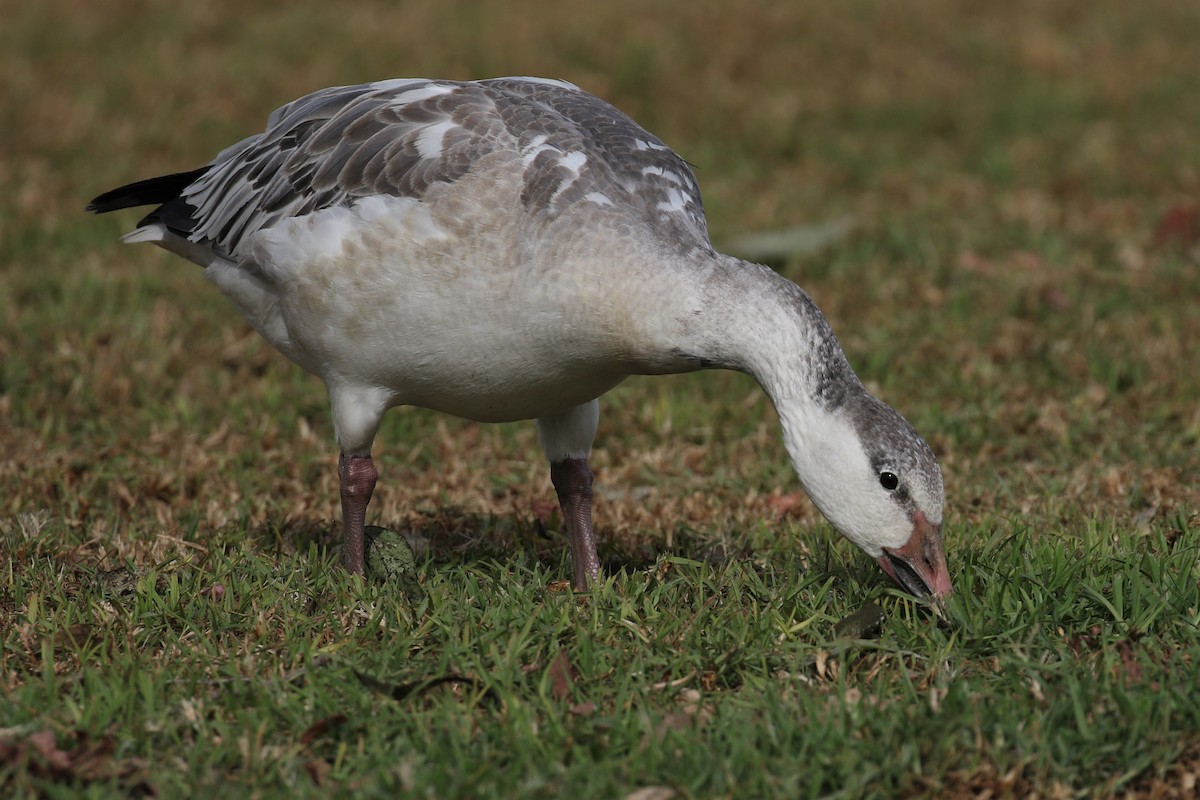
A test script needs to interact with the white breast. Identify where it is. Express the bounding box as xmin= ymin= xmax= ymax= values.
xmin=207 ymin=190 xmax=632 ymax=423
